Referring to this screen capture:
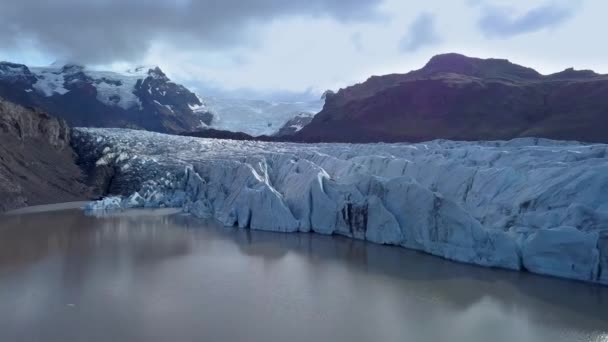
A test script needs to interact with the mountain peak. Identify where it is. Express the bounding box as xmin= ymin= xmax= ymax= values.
xmin=0 ymin=60 xmax=207 ymax=134
xmin=124 ymin=65 xmax=159 ymax=77
xmin=547 ymin=67 xmax=599 ymax=80
xmin=423 ymin=53 xmax=480 ymax=72
xmin=148 ymin=66 xmax=168 ymax=80
xmin=122 ymin=65 xmax=168 ymax=80
xmin=49 ymin=59 xmax=84 ymax=68
xmin=60 ymin=64 xmax=86 ymax=74
xmin=426 ymin=52 xmax=478 ymax=64
xmin=0 ymin=61 xmax=28 ymax=68
xmin=421 ymin=53 xmax=541 ymax=81
xmin=0 ymin=61 xmax=31 ymax=74
xmin=321 ymin=90 xmax=335 ymax=100
xmin=0 ymin=62 xmax=36 ymax=84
